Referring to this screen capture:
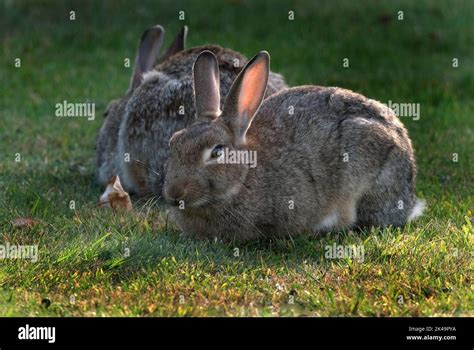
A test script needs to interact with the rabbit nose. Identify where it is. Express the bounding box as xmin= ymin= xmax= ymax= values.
xmin=165 ymin=181 xmax=188 ymax=205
